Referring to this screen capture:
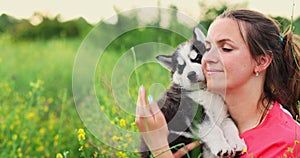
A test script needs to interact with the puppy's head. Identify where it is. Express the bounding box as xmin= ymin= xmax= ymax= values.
xmin=156 ymin=27 xmax=206 ymax=90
